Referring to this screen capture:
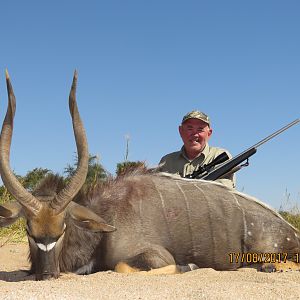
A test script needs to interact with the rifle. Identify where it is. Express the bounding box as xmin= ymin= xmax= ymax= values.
xmin=185 ymin=152 xmax=230 ymax=179
xmin=186 ymin=119 xmax=300 ymax=180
